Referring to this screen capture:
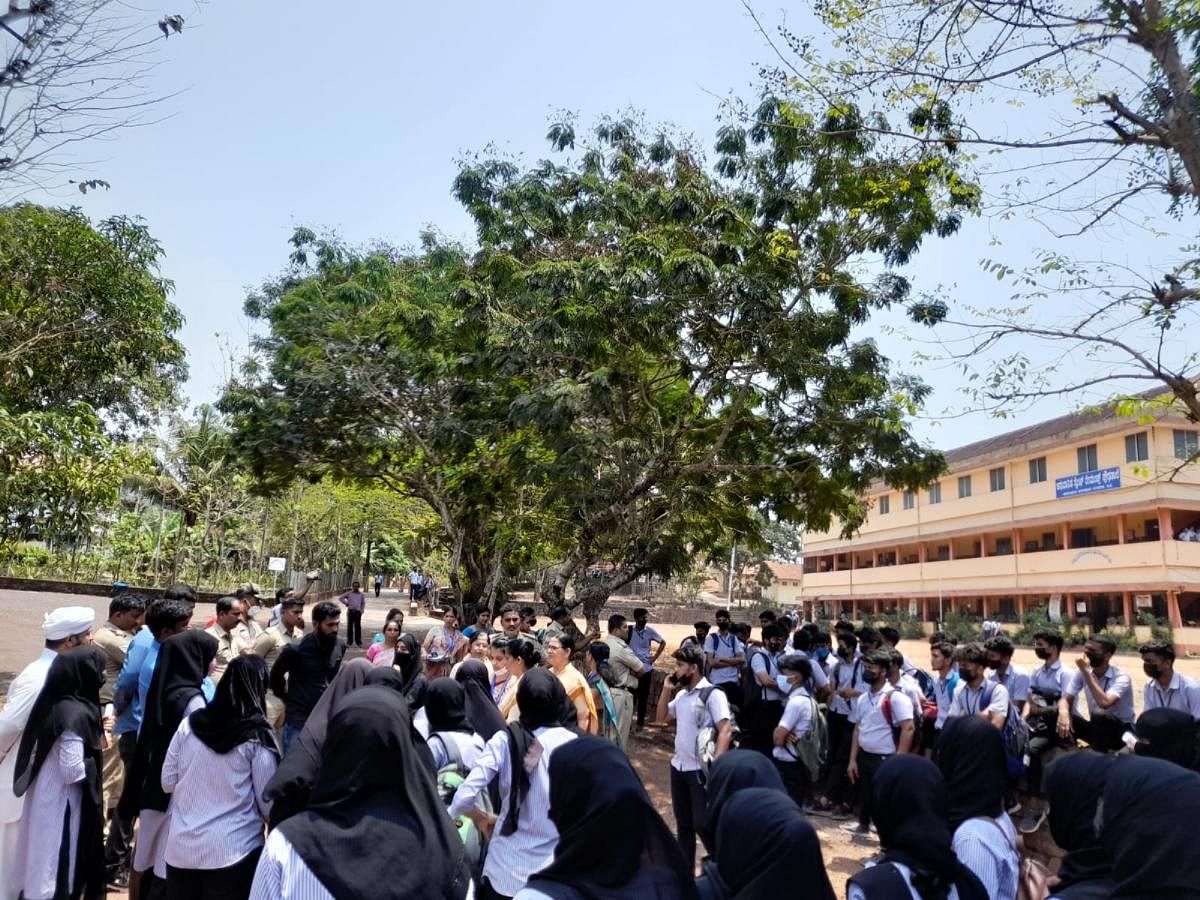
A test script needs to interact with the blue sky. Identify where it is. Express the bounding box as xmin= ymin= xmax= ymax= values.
xmin=25 ymin=0 xmax=1177 ymax=452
